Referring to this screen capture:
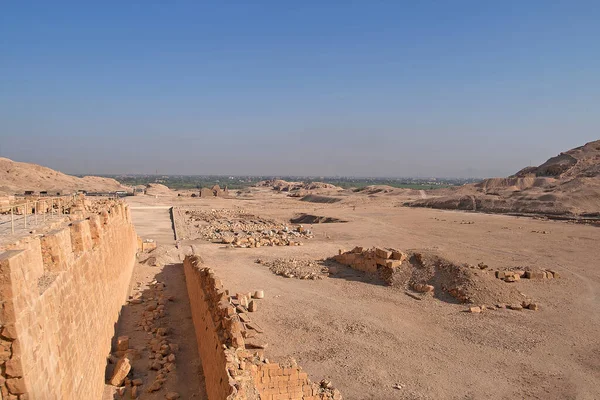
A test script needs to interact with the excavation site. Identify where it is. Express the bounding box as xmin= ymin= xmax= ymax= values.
xmin=1 ymin=158 xmax=599 ymax=399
